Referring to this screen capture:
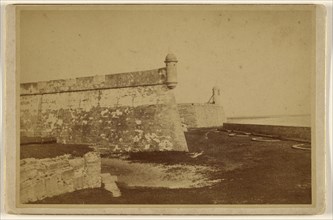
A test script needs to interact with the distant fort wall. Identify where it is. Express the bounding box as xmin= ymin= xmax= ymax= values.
xmin=178 ymin=103 xmax=225 ymax=128
xmin=20 ymin=54 xmax=188 ymax=152
xmin=178 ymin=87 xmax=226 ymax=128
